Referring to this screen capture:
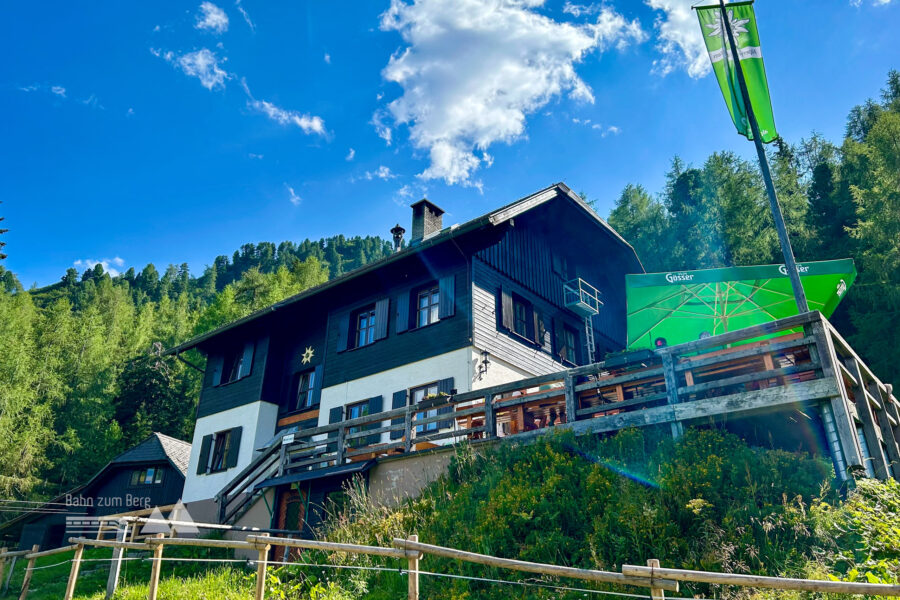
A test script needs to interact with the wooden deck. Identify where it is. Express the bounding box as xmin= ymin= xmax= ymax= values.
xmin=217 ymin=311 xmax=900 ymax=523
